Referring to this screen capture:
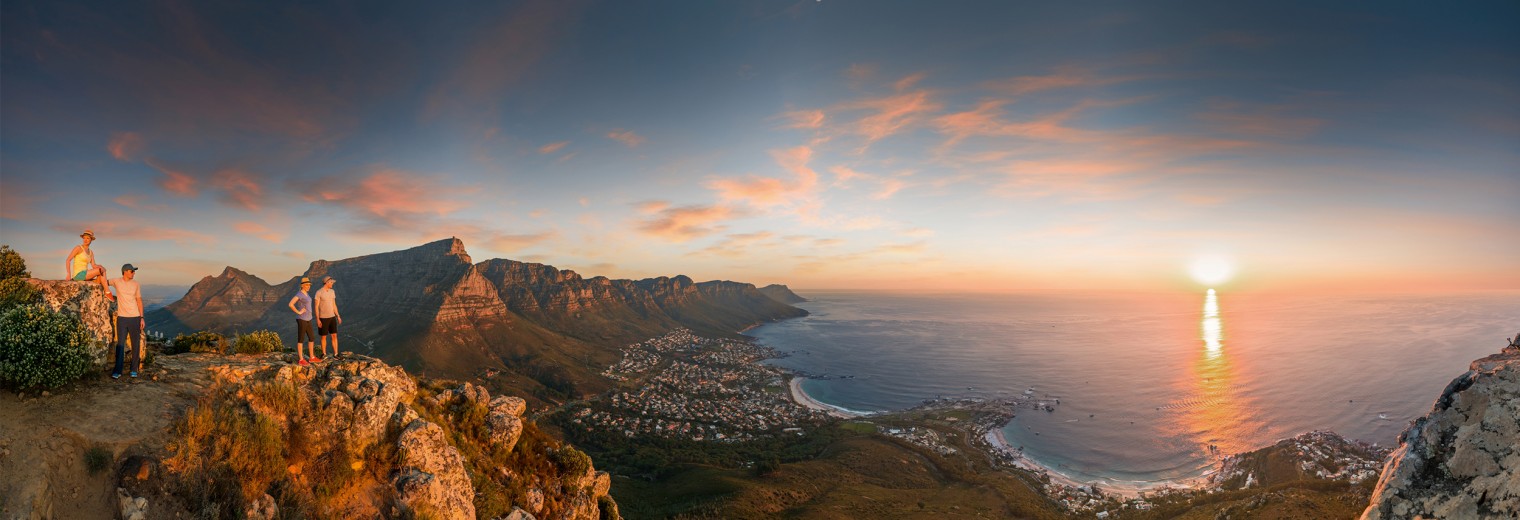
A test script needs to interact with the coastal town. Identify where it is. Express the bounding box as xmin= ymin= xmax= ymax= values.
xmin=571 ymin=329 xmax=832 ymax=442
